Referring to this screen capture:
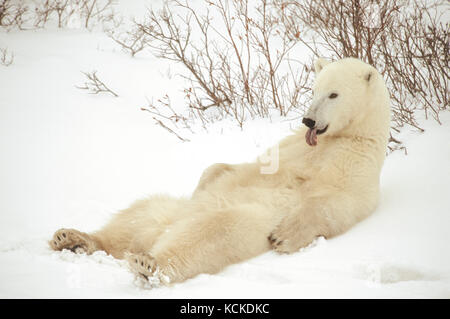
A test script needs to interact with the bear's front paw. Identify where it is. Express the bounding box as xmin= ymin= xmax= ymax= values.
xmin=268 ymin=230 xmax=299 ymax=254
xmin=269 ymin=218 xmax=317 ymax=254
